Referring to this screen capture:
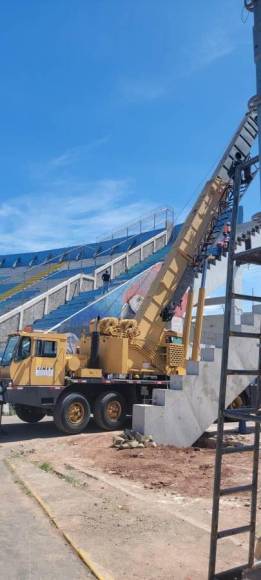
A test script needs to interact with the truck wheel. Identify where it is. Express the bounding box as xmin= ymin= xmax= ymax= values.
xmin=15 ymin=405 xmax=46 ymax=423
xmin=94 ymin=391 xmax=127 ymax=430
xmin=54 ymin=392 xmax=91 ymax=434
